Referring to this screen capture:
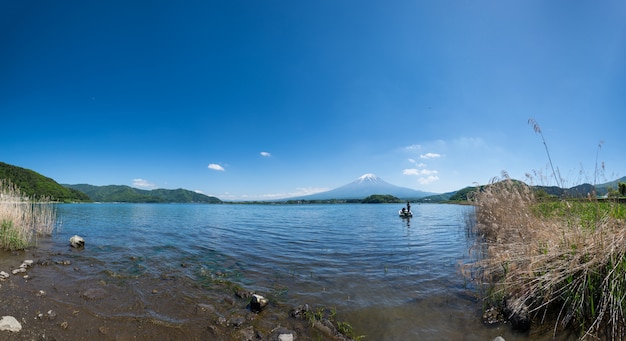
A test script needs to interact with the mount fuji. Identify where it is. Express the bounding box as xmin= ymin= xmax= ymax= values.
xmin=290 ymin=174 xmax=436 ymax=200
